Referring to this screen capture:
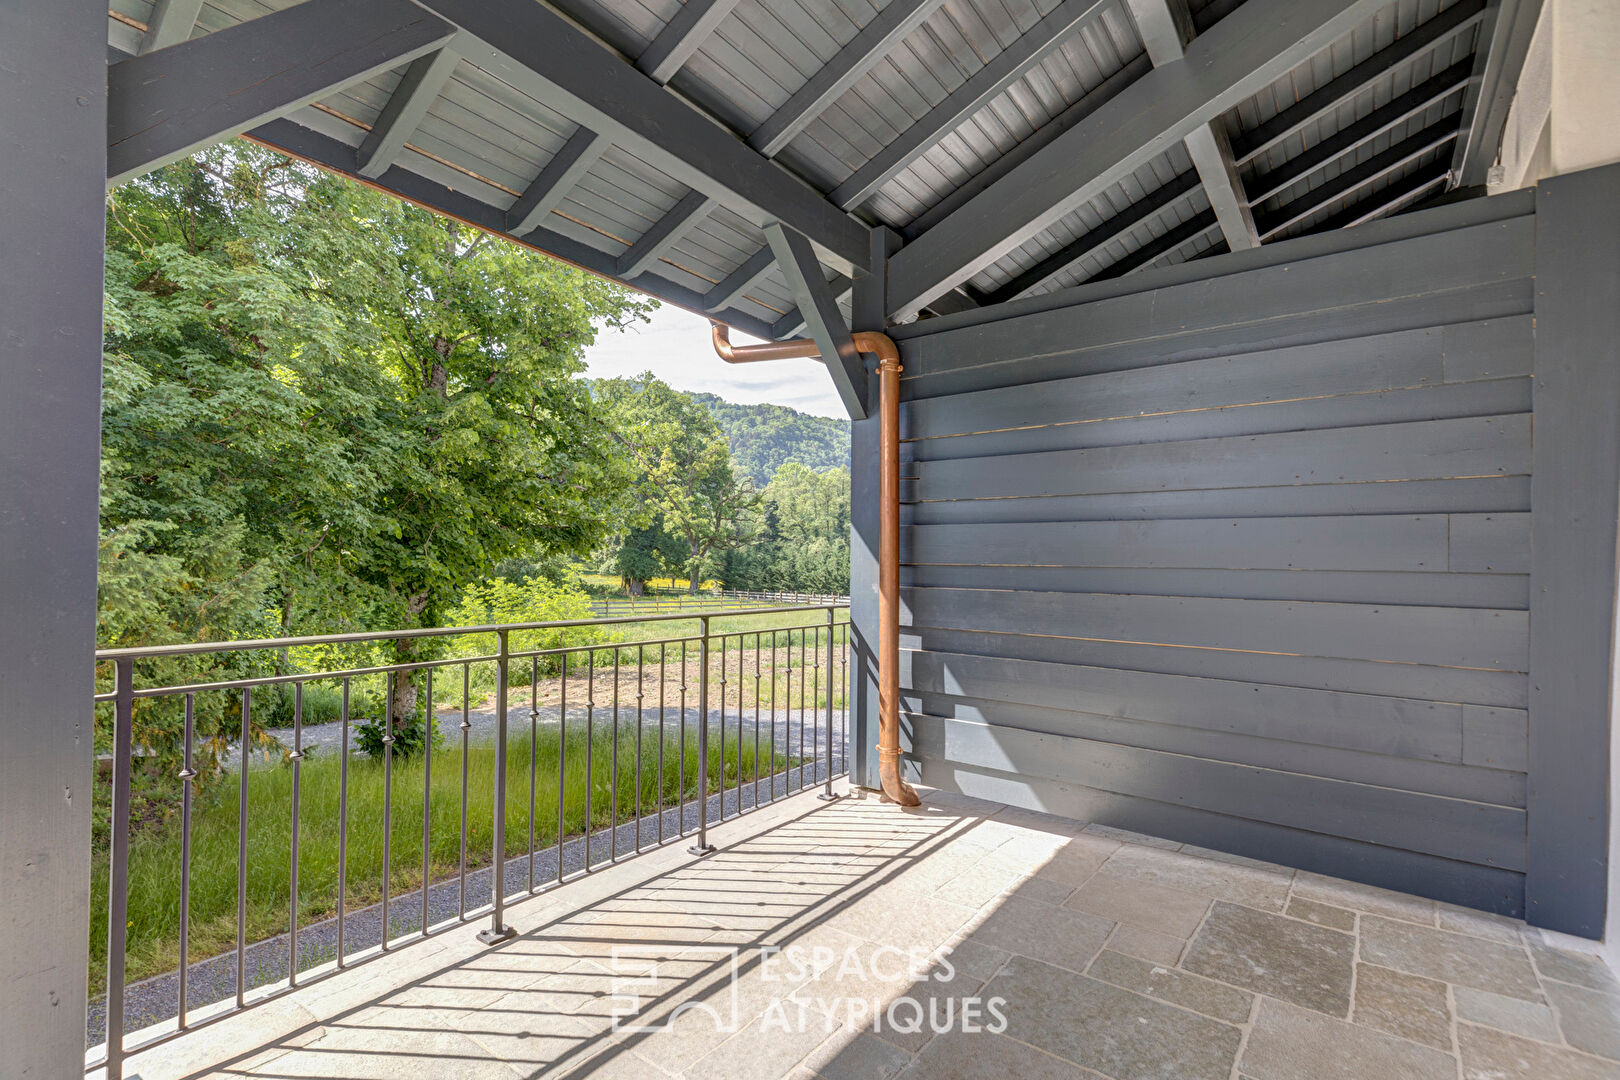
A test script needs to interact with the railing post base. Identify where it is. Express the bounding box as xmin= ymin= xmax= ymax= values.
xmin=687 ymin=843 xmax=716 ymax=857
xmin=477 ymin=925 xmax=518 ymax=945
xmin=817 ymin=791 xmax=842 ymax=801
